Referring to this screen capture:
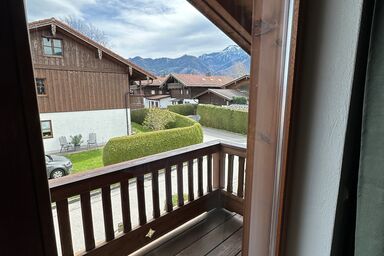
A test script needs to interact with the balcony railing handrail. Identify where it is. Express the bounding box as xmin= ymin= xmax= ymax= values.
xmin=49 ymin=140 xmax=224 ymax=202
xmin=49 ymin=140 xmax=246 ymax=256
